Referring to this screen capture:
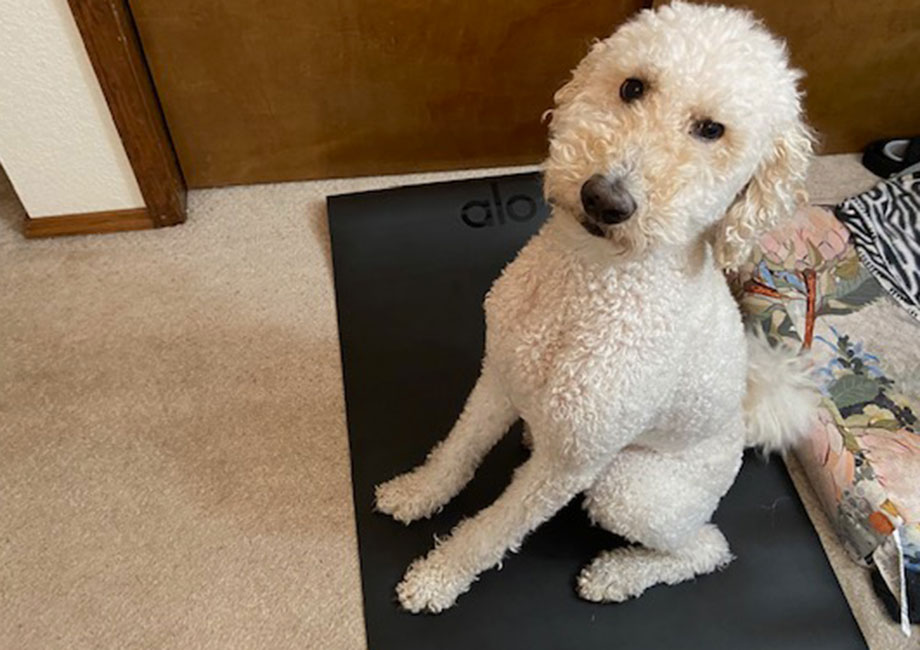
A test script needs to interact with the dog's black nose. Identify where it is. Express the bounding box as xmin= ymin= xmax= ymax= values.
xmin=580 ymin=175 xmax=636 ymax=224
